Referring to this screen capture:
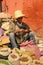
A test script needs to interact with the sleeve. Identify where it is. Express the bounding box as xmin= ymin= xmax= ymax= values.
xmin=22 ymin=22 xmax=30 ymax=30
